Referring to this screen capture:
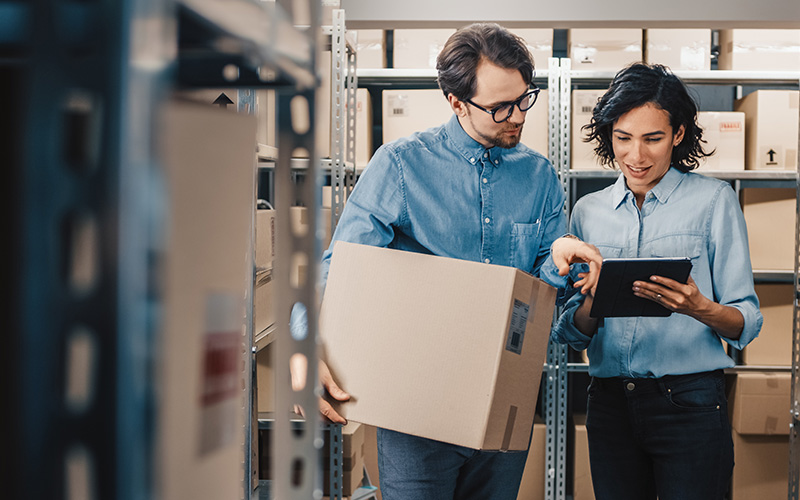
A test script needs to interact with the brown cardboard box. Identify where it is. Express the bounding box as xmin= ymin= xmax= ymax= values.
xmin=512 ymin=29 xmax=554 ymax=71
xmin=323 ymin=422 xmax=366 ymax=495
xmin=256 ymin=89 xmax=276 ymax=148
xmin=353 ymin=30 xmax=385 ymax=69
xmin=718 ymin=29 xmax=800 ymax=71
xmin=355 ymin=88 xmax=372 ymax=166
xmin=254 ymin=269 xmax=274 ymax=336
xmin=644 ymin=29 xmax=711 ymax=71
xmin=695 ymin=112 xmax=745 ymax=171
xmin=728 ymin=372 xmax=790 ymax=436
xmin=158 ymin=100 xmax=255 ymax=500
xmin=569 ymin=29 xmax=643 ymax=71
xmin=741 ymin=188 xmax=795 ymax=271
xmin=256 ymin=209 xmax=275 ymax=270
xmin=730 ymin=431 xmax=789 ymax=500
xmin=382 ymin=89 xmax=453 ymax=144
xmin=743 ymin=284 xmax=794 ymax=366
xmin=393 ymin=29 xmax=455 ymax=69
xmin=571 ymin=90 xmax=607 ymax=170
xmin=363 ymin=425 xmax=381 ymax=499
xmin=256 ymin=344 xmax=274 ymax=413
xmin=573 ymin=415 xmax=595 ymax=500
xmin=516 ymin=421 xmax=546 ymax=500
xmin=521 ymin=89 xmax=550 ymax=158
xmin=320 ymin=242 xmax=557 ymax=450
xmin=734 ymin=90 xmax=799 ymax=171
